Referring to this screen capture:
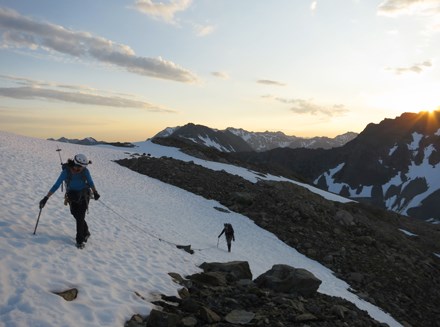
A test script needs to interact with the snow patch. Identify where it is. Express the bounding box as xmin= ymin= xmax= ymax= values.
xmin=398 ymin=229 xmax=418 ymax=237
